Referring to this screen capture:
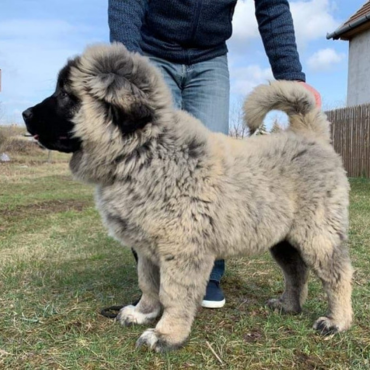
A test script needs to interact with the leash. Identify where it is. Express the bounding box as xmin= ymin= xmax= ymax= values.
xmin=100 ymin=305 xmax=124 ymax=319
xmin=100 ymin=297 xmax=140 ymax=319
